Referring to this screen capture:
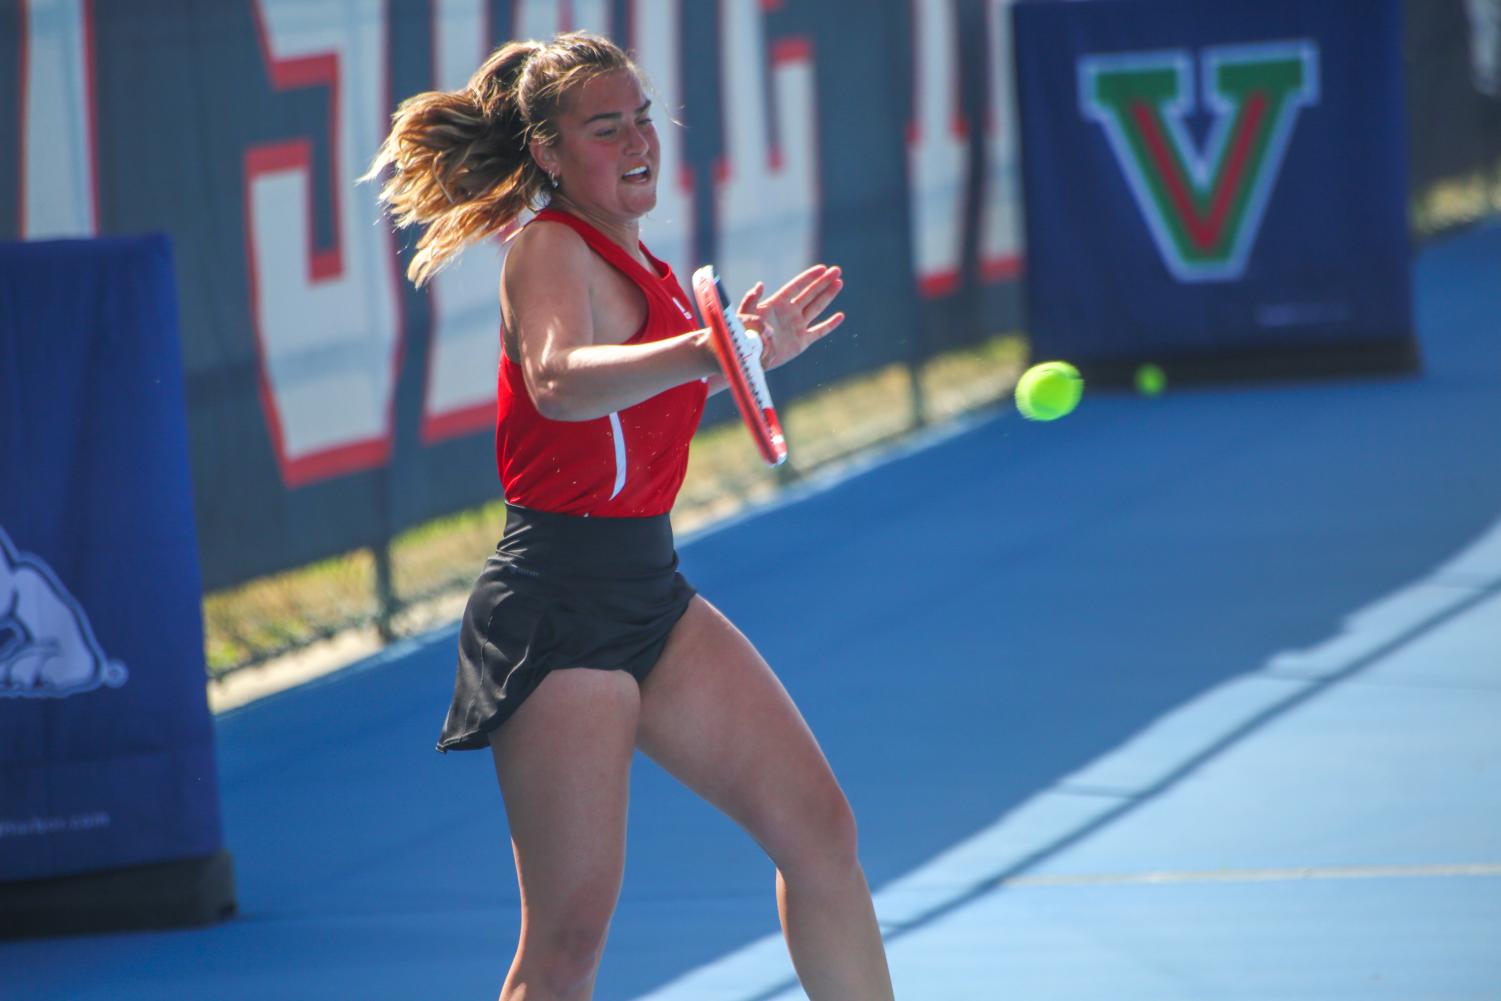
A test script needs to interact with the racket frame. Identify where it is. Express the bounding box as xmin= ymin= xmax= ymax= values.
xmin=691 ymin=265 xmax=788 ymax=467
